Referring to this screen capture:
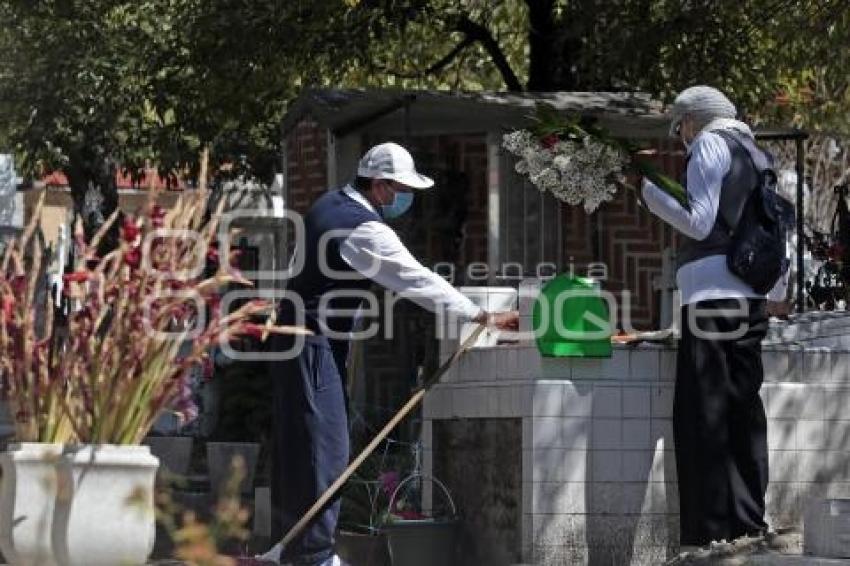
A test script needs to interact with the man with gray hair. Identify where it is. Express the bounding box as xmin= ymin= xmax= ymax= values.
xmin=641 ymin=85 xmax=779 ymax=548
